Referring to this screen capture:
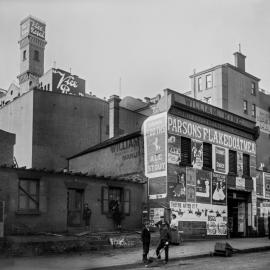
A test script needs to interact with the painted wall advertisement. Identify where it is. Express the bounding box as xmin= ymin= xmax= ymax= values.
xmin=196 ymin=169 xmax=211 ymax=203
xmin=168 ymin=134 xmax=181 ymax=165
xmin=148 ymin=177 xmax=167 ymax=199
xmin=256 ymin=107 xmax=270 ymax=134
xmin=52 ymin=69 xmax=86 ymax=96
xmin=212 ymin=173 xmax=226 ymax=205
xmin=265 ymin=173 xmax=270 ymax=199
xmin=170 ymin=201 xmax=227 ymax=235
xmin=186 ymin=167 xmax=196 ymax=202
xmin=144 ymin=113 xmax=167 ymax=178
xmin=149 ymin=208 xmax=164 ymax=227
xmin=191 ymin=139 xmax=203 ymax=169
xmin=167 ymin=165 xmax=186 ymax=201
xmin=168 ymin=115 xmax=256 ymax=155
xmin=213 ymin=146 xmax=227 ymax=174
